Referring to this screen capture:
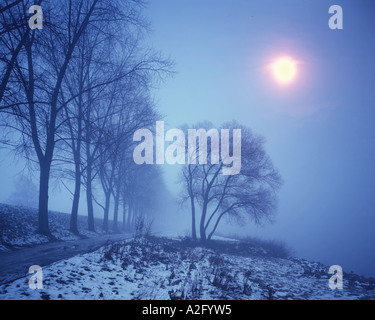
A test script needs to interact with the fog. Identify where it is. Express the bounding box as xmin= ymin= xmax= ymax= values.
xmin=1 ymin=0 xmax=375 ymax=281
xmin=142 ymin=0 xmax=375 ymax=277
